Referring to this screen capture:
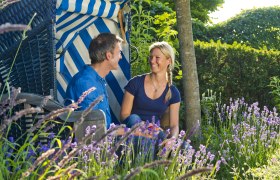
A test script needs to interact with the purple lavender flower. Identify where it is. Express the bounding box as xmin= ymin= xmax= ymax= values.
xmin=8 ymin=136 xmax=14 ymax=143
xmin=71 ymin=142 xmax=77 ymax=149
xmin=179 ymin=130 xmax=186 ymax=139
xmin=216 ymin=160 xmax=221 ymax=171
xmin=221 ymin=157 xmax=227 ymax=164
xmin=27 ymin=149 xmax=36 ymax=159
xmin=40 ymin=145 xmax=49 ymax=153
